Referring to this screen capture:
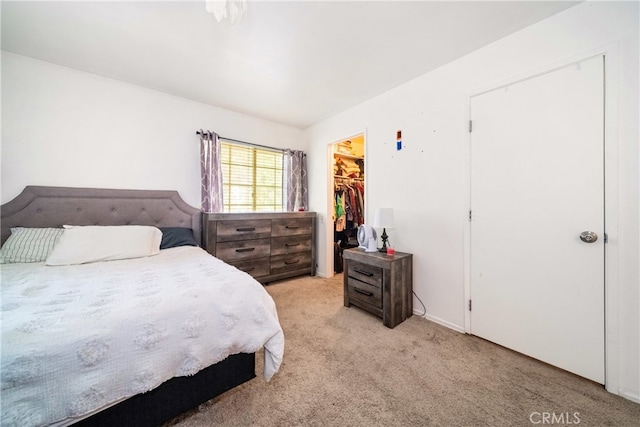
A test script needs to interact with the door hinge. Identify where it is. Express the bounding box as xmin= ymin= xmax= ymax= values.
xmin=468 ymin=300 xmax=472 ymax=311
xmin=469 ymin=120 xmax=473 ymax=133
xmin=469 ymin=210 xmax=472 ymax=222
